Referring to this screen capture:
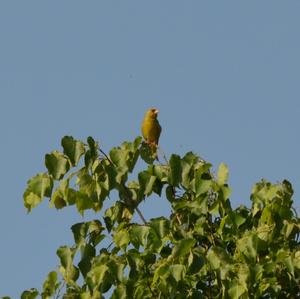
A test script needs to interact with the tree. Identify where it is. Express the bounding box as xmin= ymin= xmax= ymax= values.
xmin=4 ymin=136 xmax=300 ymax=298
